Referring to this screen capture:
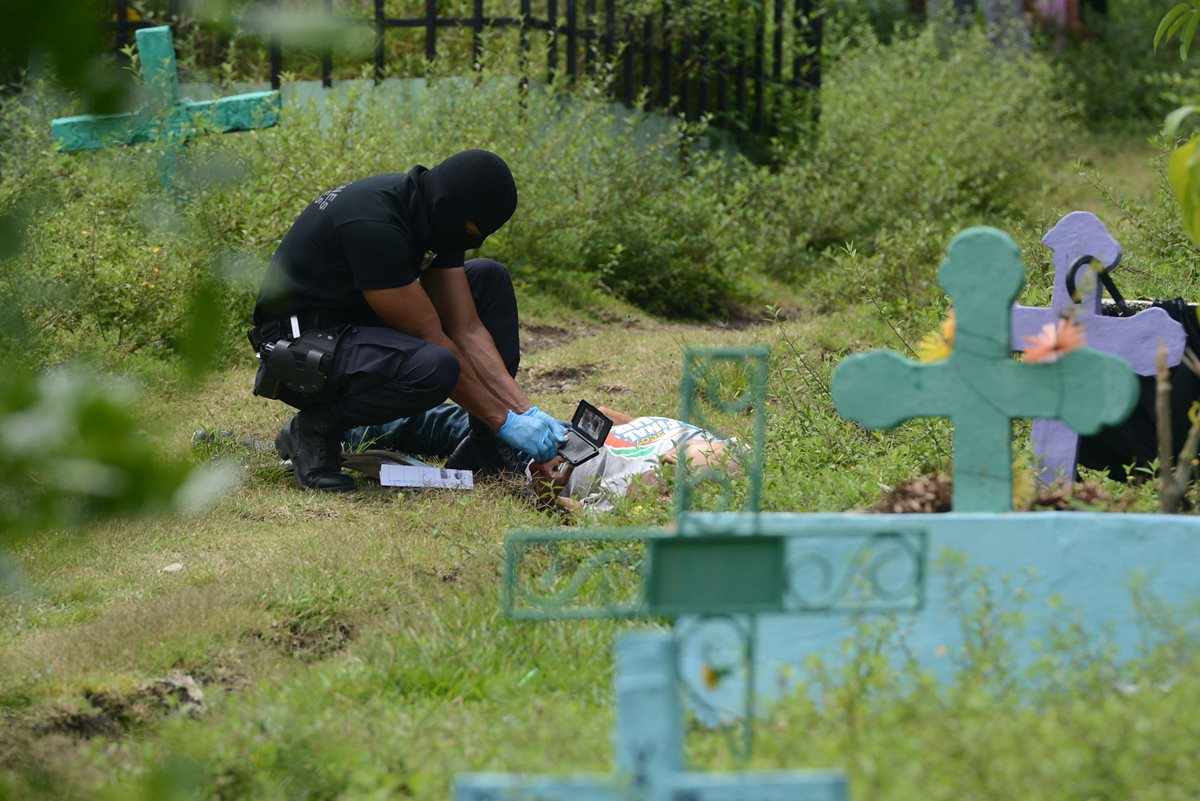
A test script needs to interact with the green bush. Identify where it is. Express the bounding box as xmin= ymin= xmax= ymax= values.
xmin=746 ymin=24 xmax=1074 ymax=289
xmin=2 ymin=73 xmax=770 ymax=370
xmin=2 ymin=20 xmax=1087 ymax=368
xmin=1047 ymin=0 xmax=1193 ymax=128
xmin=186 ymin=74 xmax=765 ymax=318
